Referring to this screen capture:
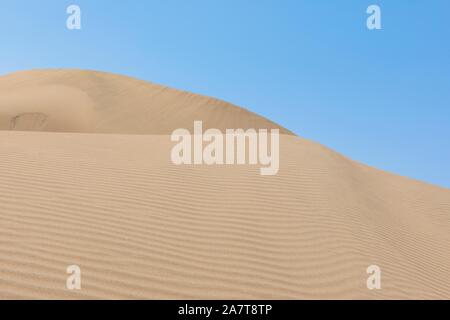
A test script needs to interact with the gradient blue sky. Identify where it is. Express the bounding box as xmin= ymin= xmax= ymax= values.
xmin=0 ymin=0 xmax=449 ymax=187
